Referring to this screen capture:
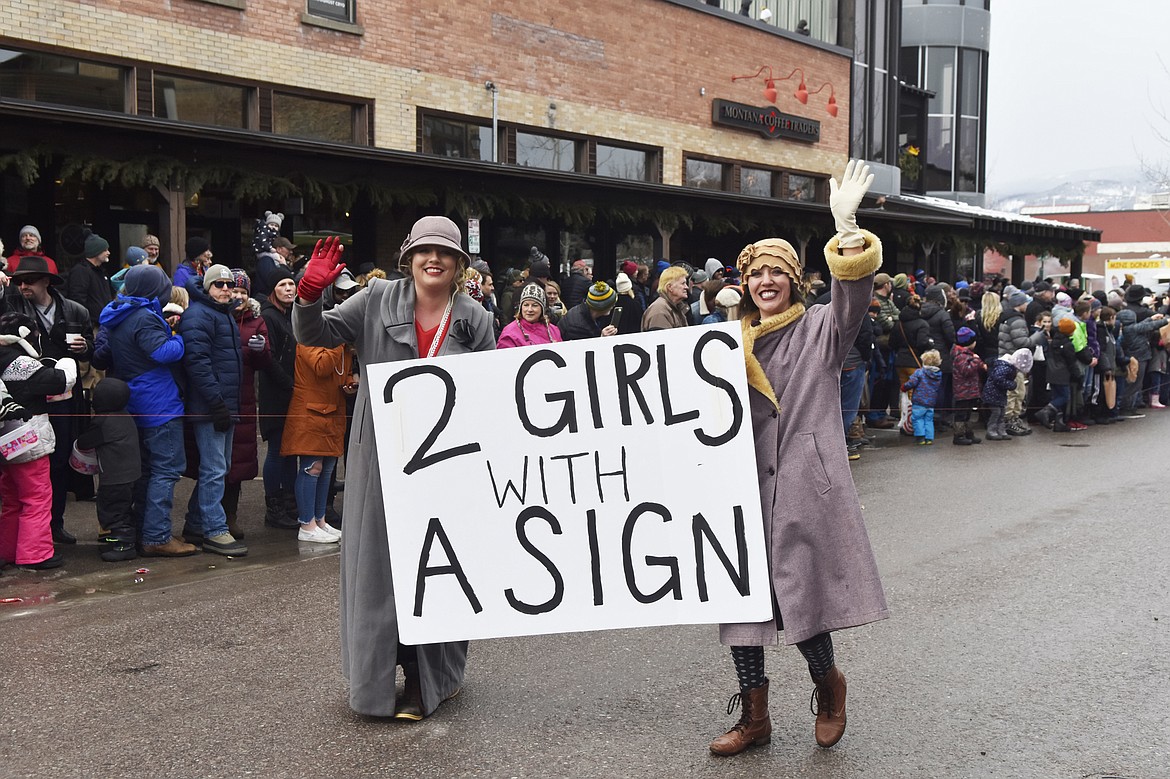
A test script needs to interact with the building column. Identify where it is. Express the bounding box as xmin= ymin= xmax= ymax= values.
xmin=154 ymin=182 xmax=186 ymax=276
